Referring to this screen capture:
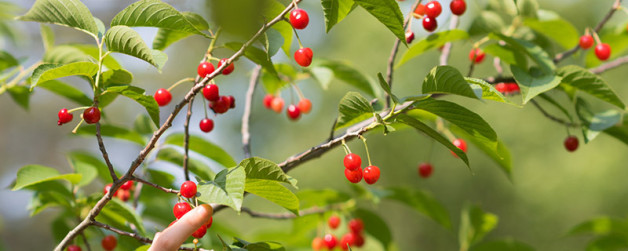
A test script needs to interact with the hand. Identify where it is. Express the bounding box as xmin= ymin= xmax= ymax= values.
xmin=149 ymin=204 xmax=213 ymax=251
